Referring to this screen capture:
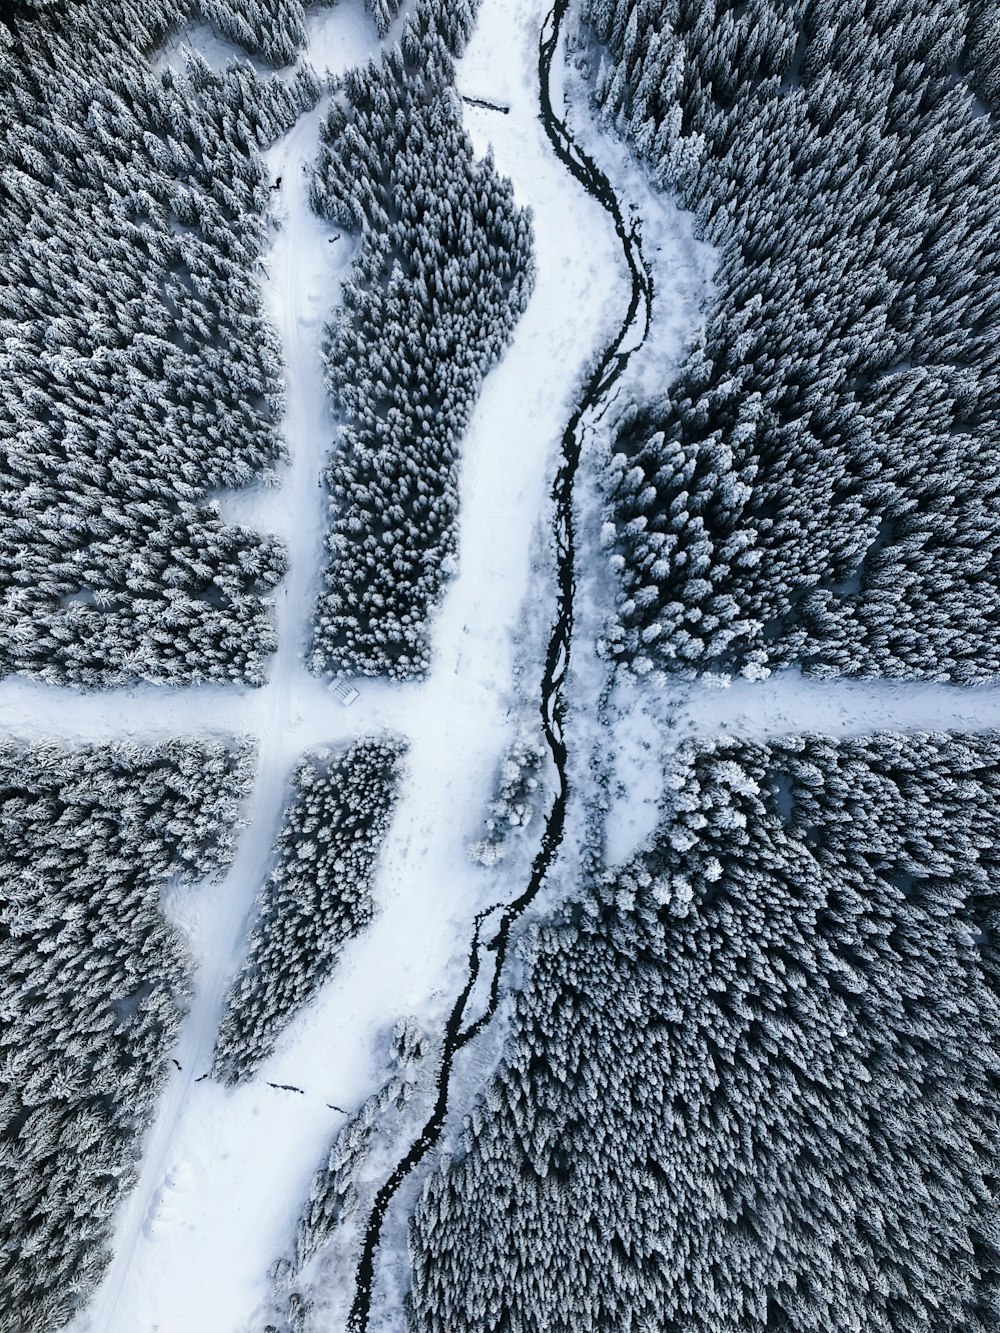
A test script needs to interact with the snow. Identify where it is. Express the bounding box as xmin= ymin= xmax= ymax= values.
xmin=603 ymin=674 xmax=671 ymax=865
xmin=677 ymin=671 xmax=1000 ymax=745
xmin=149 ymin=0 xmax=379 ymax=82
xmin=12 ymin=1 xmax=1000 ymax=1330
xmin=150 ymin=19 xmax=273 ymax=77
